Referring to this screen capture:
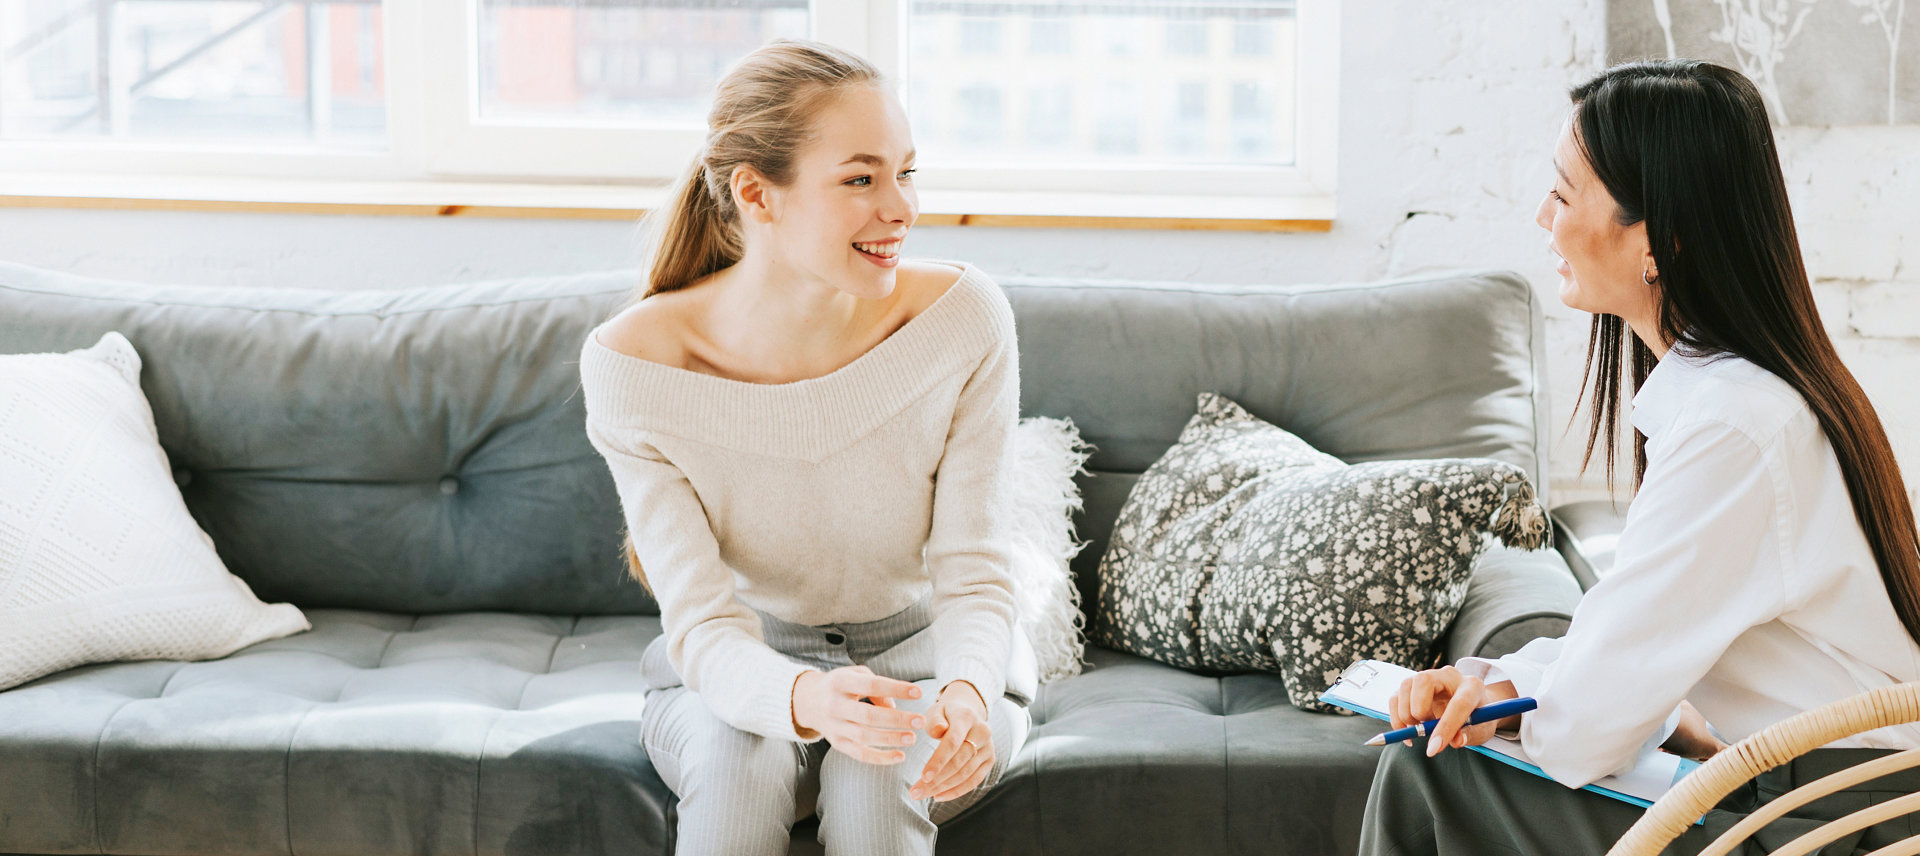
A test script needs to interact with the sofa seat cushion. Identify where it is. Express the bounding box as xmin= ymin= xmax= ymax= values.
xmin=0 ymin=609 xmax=666 ymax=856
xmin=939 ymin=645 xmax=1386 ymax=856
xmin=3 ymin=614 xmax=1393 ymax=856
